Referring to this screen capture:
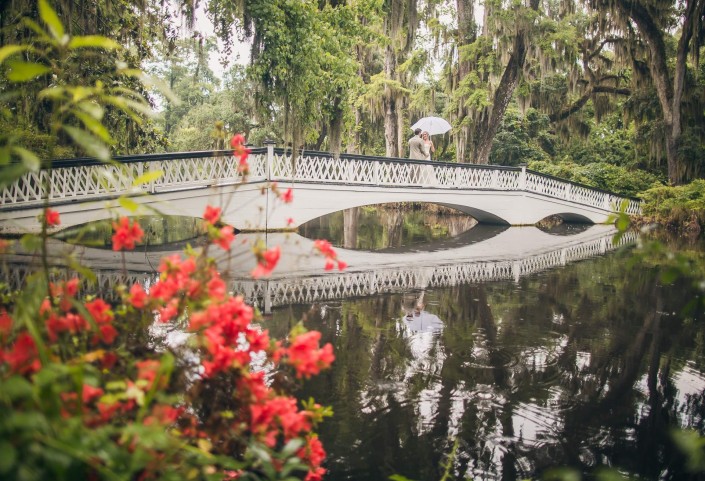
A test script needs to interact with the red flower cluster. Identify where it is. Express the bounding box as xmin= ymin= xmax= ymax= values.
xmin=41 ymin=208 xmax=61 ymax=226
xmin=112 ymin=217 xmax=144 ymax=251
xmin=252 ymin=245 xmax=281 ymax=278
xmin=204 ymin=205 xmax=221 ymax=225
xmin=231 ymin=134 xmax=251 ymax=174
xmin=313 ymin=239 xmax=348 ymax=271
xmin=270 ymin=182 xmax=294 ymax=204
xmin=286 ymin=331 xmax=335 ymax=379
xmin=2 ymin=151 xmax=341 ymax=480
